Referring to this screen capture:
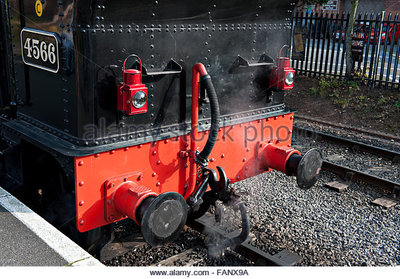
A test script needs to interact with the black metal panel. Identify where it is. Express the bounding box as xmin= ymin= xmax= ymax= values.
xmin=2 ymin=0 xmax=296 ymax=155
xmin=0 ymin=0 xmax=12 ymax=109
xmin=7 ymin=0 xmax=78 ymax=137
